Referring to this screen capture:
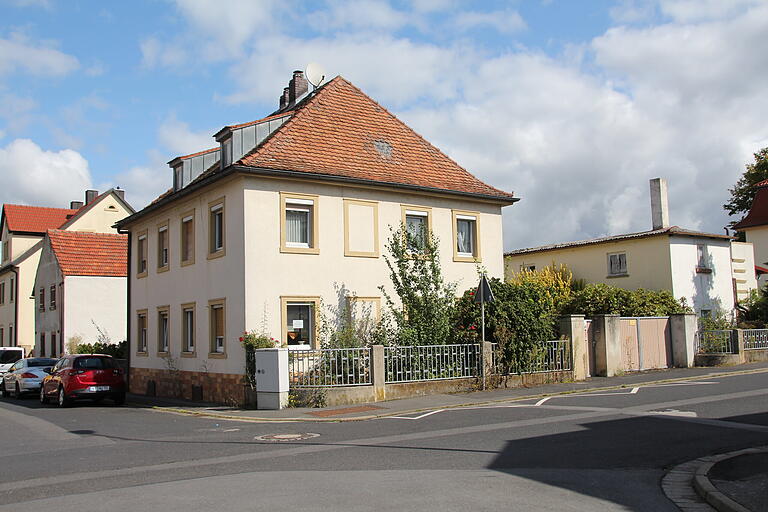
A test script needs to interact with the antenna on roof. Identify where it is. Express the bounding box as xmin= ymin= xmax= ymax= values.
xmin=305 ymin=62 xmax=326 ymax=90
